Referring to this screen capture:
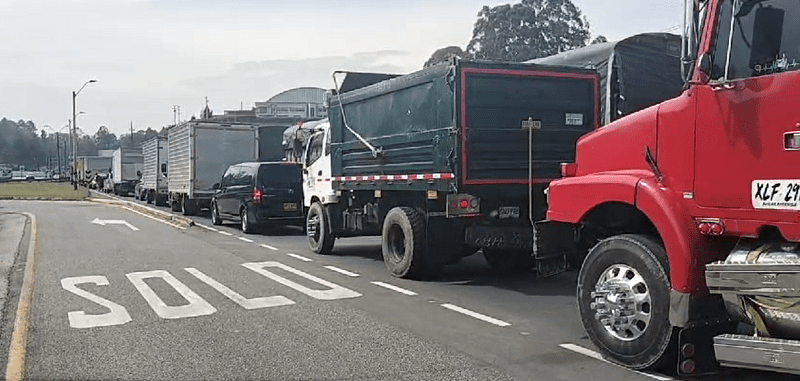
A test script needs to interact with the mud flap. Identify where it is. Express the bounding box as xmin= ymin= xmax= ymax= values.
xmin=534 ymin=221 xmax=577 ymax=277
